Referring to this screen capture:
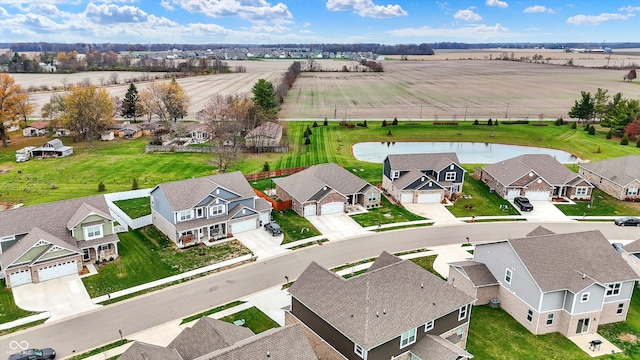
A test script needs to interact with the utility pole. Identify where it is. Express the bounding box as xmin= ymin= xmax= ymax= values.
xmin=419 ymin=102 xmax=423 ymax=119
xmin=334 ymin=104 xmax=337 ymax=119
xmin=505 ymin=102 xmax=510 ymax=119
